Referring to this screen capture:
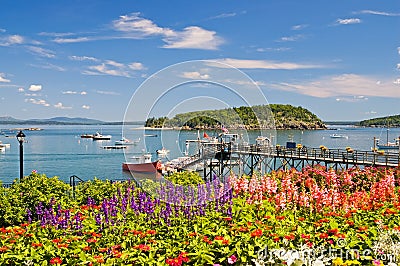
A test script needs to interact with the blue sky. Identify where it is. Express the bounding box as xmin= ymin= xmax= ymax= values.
xmin=0 ymin=0 xmax=399 ymax=122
